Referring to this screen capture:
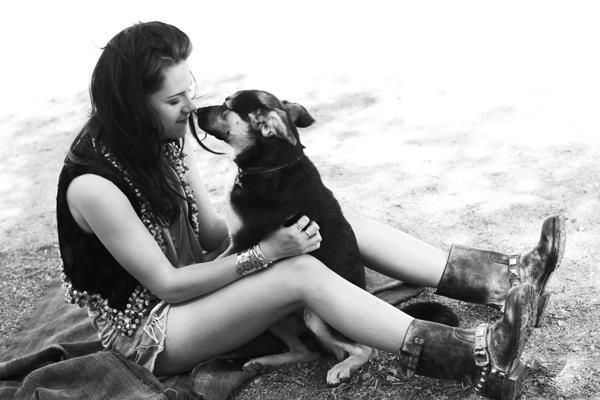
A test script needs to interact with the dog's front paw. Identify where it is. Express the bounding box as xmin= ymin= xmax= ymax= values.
xmin=326 ymin=365 xmax=352 ymax=386
xmin=242 ymin=360 xmax=267 ymax=373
